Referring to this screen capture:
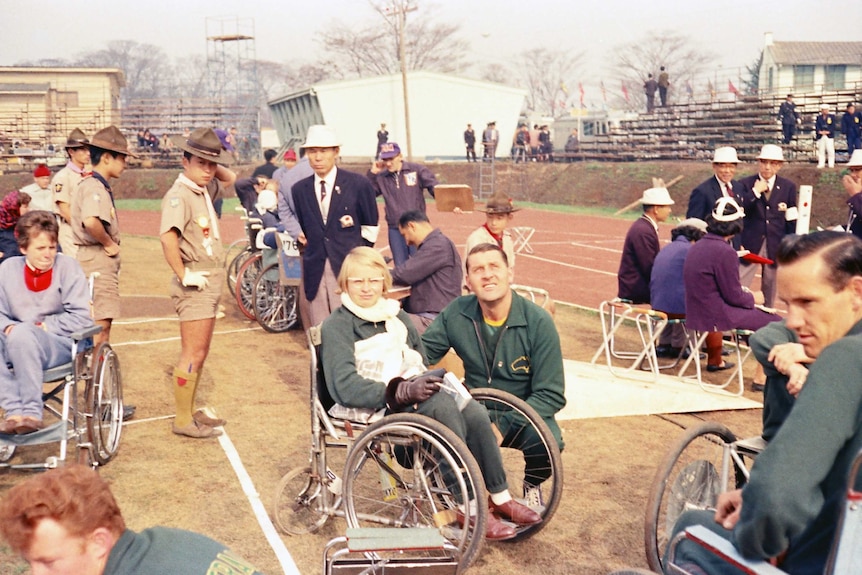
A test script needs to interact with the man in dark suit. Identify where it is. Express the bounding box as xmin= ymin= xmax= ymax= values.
xmin=686 ymin=146 xmax=741 ymax=221
xmin=292 ymin=125 xmax=379 ymax=327
xmin=778 ymin=94 xmax=800 ymax=145
xmin=737 ymin=144 xmax=798 ymax=308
